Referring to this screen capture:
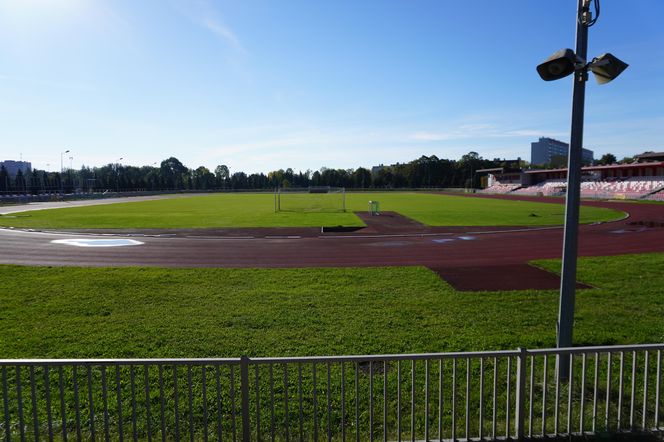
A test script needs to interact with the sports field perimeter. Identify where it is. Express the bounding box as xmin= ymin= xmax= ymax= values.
xmin=0 ymin=192 xmax=623 ymax=229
